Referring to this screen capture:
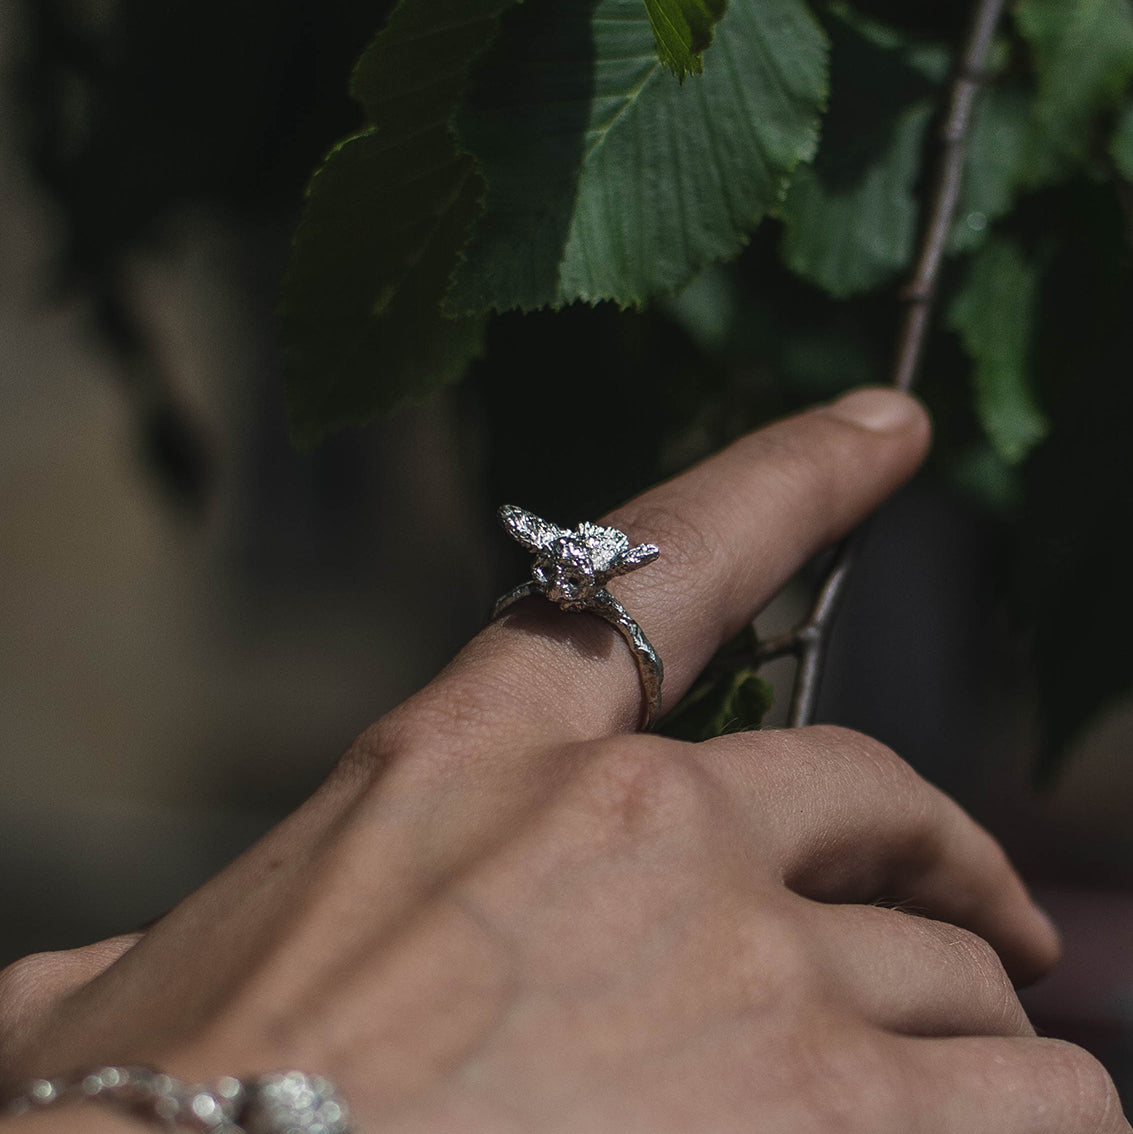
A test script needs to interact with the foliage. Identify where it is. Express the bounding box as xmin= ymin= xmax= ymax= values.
xmin=280 ymin=0 xmax=513 ymax=445
xmin=778 ymin=5 xmax=948 ymax=297
xmin=945 ymin=237 xmax=1048 ymax=465
xmin=281 ymin=0 xmax=1133 ymax=463
xmin=14 ymin=0 xmax=1133 ymax=773
xmin=1014 ymin=0 xmax=1133 ymax=184
xmin=642 ymin=0 xmax=728 ymax=80
xmin=283 ymin=0 xmax=828 ymax=439
xmin=660 ymin=627 xmax=776 ymax=739
xmin=278 ymin=0 xmax=1133 ymax=765
xmin=447 ymin=0 xmax=825 ymax=312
